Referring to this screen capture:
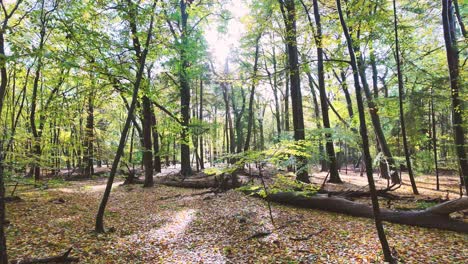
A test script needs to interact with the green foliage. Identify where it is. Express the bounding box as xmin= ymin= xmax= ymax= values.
xmin=203 ymin=167 xmax=223 ymax=176
xmin=237 ymin=174 xmax=319 ymax=198
xmin=413 ymin=150 xmax=435 ymax=174
xmin=415 ymin=200 xmax=438 ymax=210
xmin=268 ymin=174 xmax=319 ymax=196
